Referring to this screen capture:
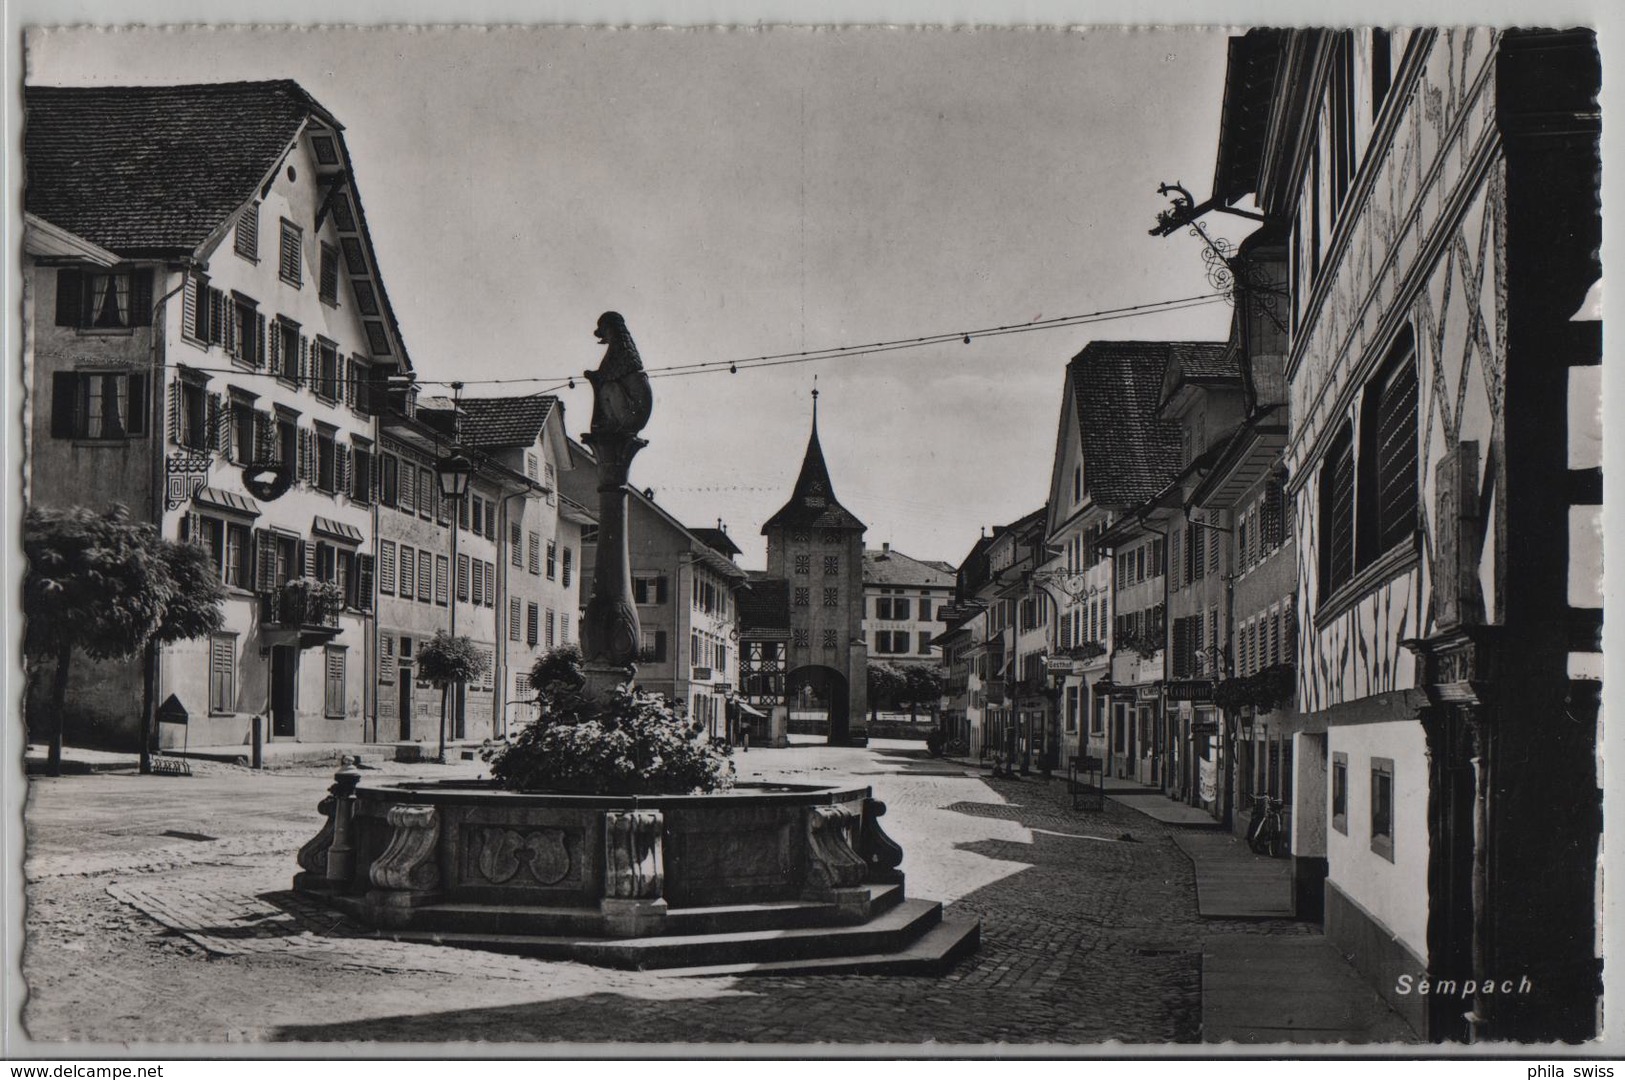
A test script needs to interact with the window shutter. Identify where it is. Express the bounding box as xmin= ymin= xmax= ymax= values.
xmin=302 ymin=538 xmax=317 ymax=580
xmin=298 ymin=336 xmax=310 ymax=386
xmin=253 ymin=312 xmax=266 ymax=369
xmin=255 ymin=529 xmax=276 ymax=592
xmin=223 ymin=296 xmax=237 ymax=356
xmin=336 ymin=444 xmax=351 ymax=497
xmin=207 ymin=392 xmax=225 ymax=452
xmin=485 ymin=561 xmax=495 ymax=607
xmin=209 ymin=288 xmax=226 ymax=345
xmin=656 ymin=576 xmax=667 ymax=604
xmin=50 ymin=372 xmax=77 ymax=438
xmin=299 ymin=427 xmax=313 ymax=485
xmin=472 ymin=559 xmax=483 ymax=606
xmin=180 ymin=276 xmax=199 ymax=340
xmin=357 ymin=554 xmax=374 ymax=612
xmin=509 ymin=598 xmax=521 ymax=640
xmin=527 ymin=603 xmax=539 ymax=646
xmin=379 ymin=540 xmax=396 ymax=594
xmin=55 ymin=269 xmax=83 ymax=327
xmin=130 ymin=268 xmax=154 ymax=327
xmin=268 ymin=319 xmax=281 ymax=372
xmin=167 ymin=379 xmax=183 ymax=445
